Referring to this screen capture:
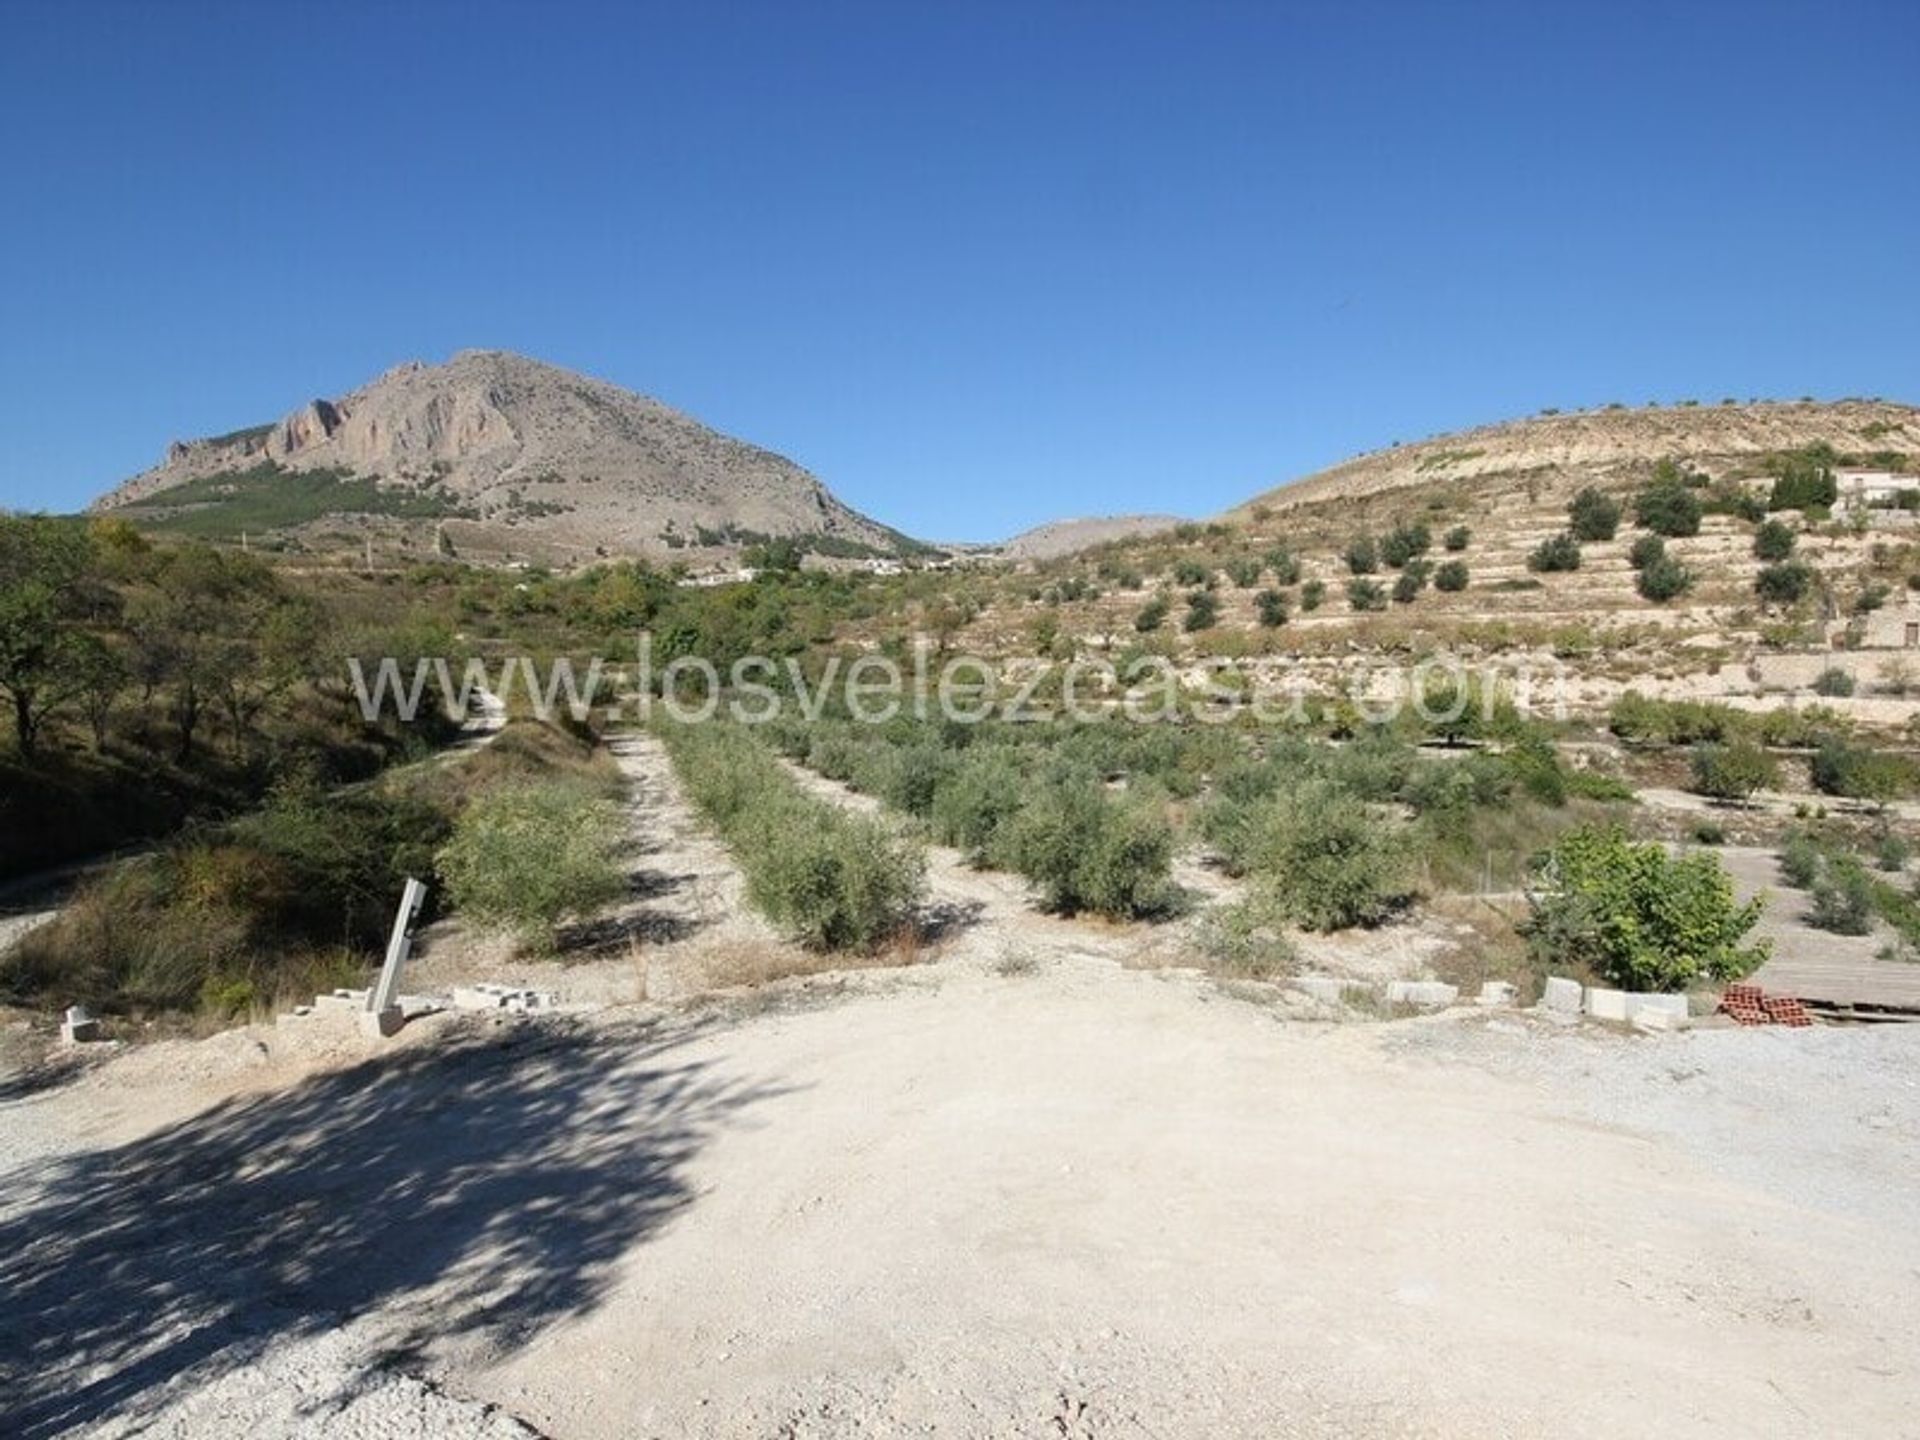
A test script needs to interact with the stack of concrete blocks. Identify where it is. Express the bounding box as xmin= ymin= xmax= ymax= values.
xmin=1584 ymin=987 xmax=1691 ymax=1030
xmin=1384 ymin=980 xmax=1460 ymax=1008
xmin=451 ymin=983 xmax=558 ymax=1014
xmin=59 ymin=1005 xmax=104 ymax=1045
